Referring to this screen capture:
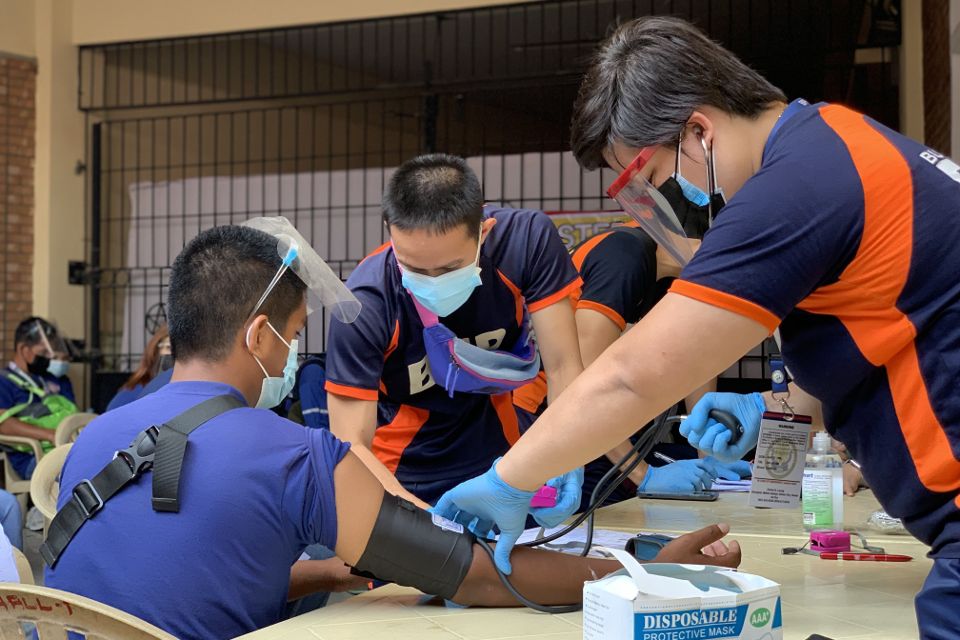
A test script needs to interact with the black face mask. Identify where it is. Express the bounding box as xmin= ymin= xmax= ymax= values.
xmin=157 ymin=354 xmax=174 ymax=373
xmin=656 ymin=178 xmax=726 ymax=240
xmin=27 ymin=354 xmax=50 ymax=376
